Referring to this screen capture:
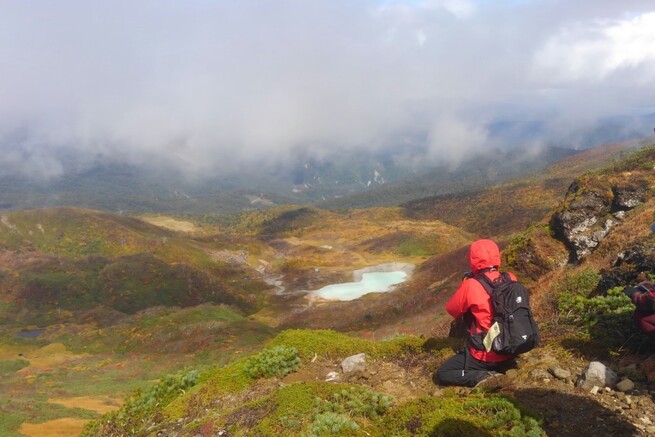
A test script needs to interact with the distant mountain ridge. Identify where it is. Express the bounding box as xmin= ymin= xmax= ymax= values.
xmin=0 ymin=144 xmax=580 ymax=214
